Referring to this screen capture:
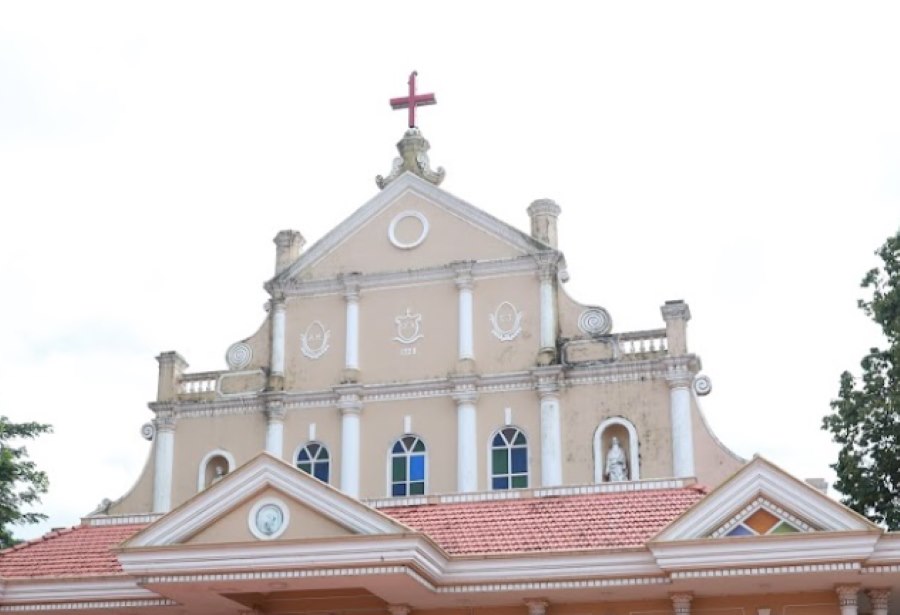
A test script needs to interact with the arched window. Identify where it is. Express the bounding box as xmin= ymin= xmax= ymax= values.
xmin=390 ymin=435 xmax=426 ymax=496
xmin=491 ymin=427 xmax=528 ymax=490
xmin=296 ymin=442 xmax=330 ymax=483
